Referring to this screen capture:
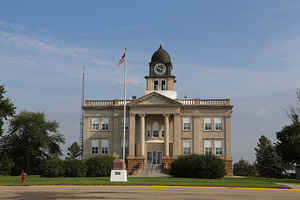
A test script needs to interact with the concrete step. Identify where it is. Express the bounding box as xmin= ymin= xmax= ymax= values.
xmin=133 ymin=164 xmax=169 ymax=177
